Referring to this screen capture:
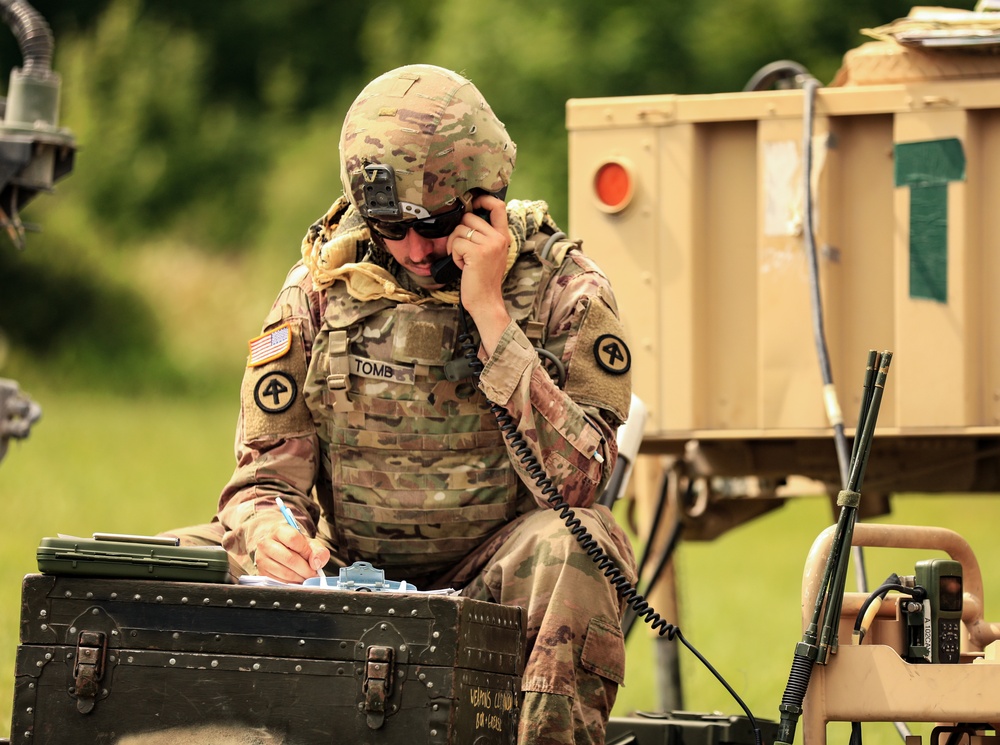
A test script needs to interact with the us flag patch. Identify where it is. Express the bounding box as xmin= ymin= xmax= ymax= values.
xmin=248 ymin=323 xmax=292 ymax=367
